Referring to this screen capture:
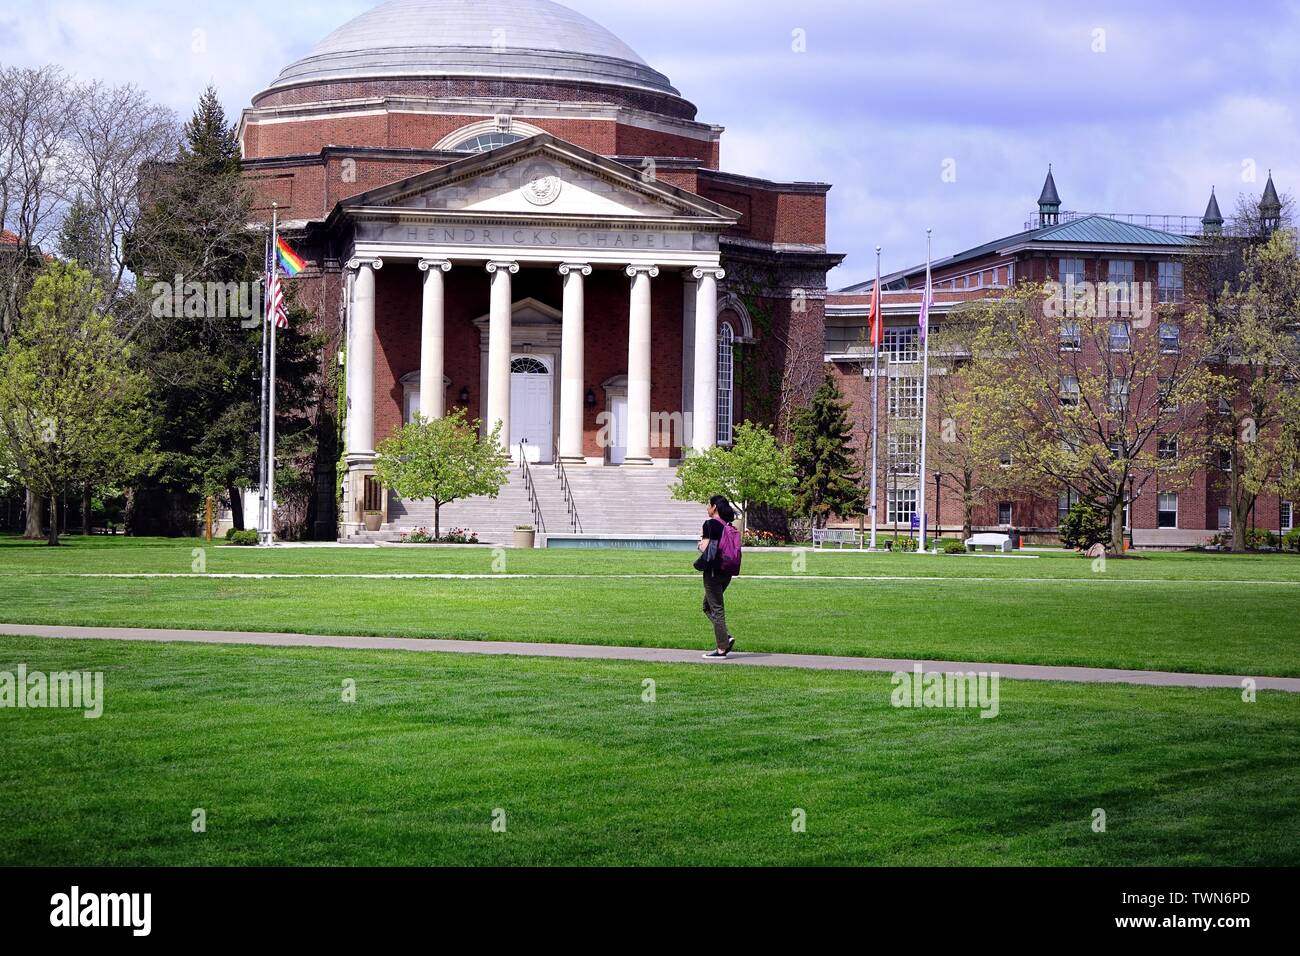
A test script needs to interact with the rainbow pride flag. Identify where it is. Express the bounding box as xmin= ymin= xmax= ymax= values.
xmin=276 ymin=235 xmax=306 ymax=277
